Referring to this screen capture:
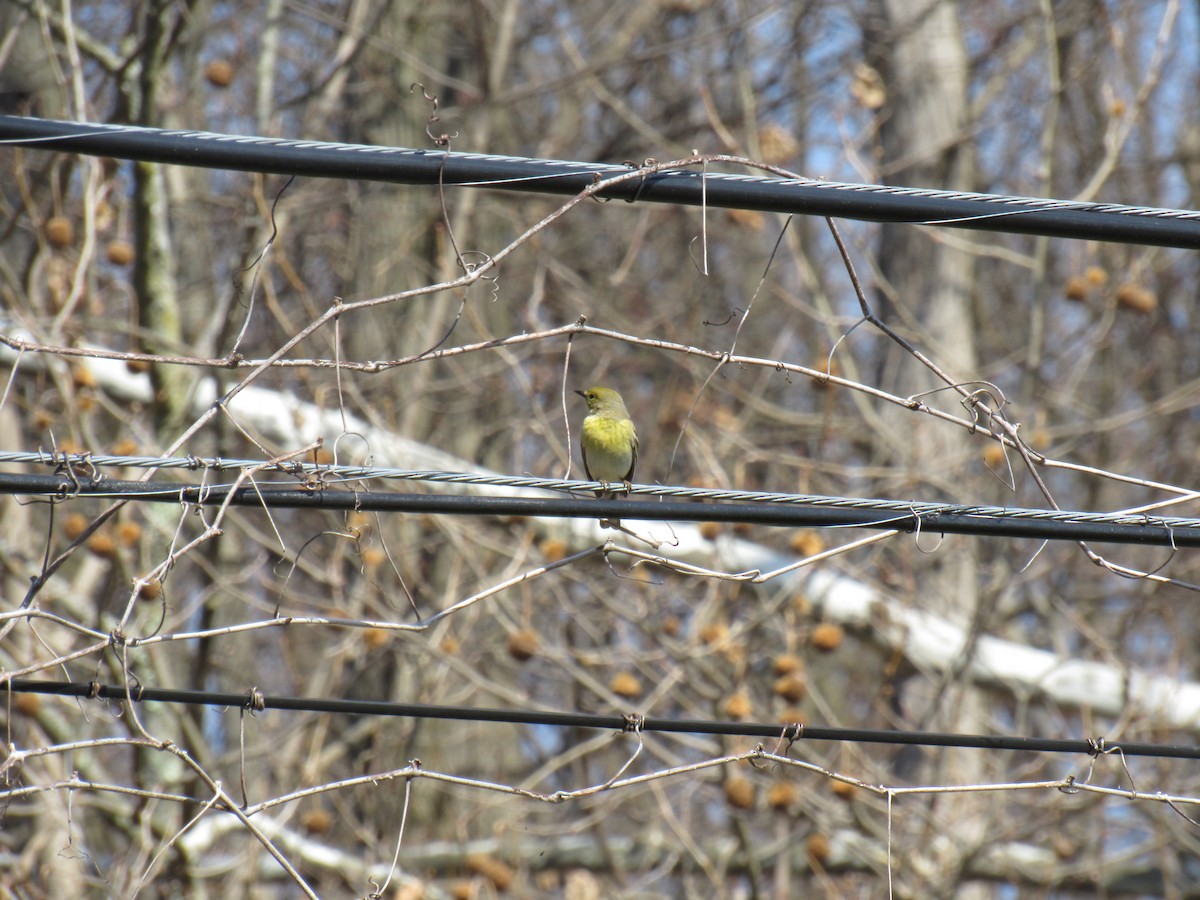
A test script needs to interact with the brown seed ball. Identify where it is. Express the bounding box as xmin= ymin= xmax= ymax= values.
xmin=1116 ymin=283 xmax=1157 ymax=314
xmin=360 ymin=546 xmax=386 ymax=569
xmin=72 ymin=365 xmax=97 ymax=389
xmin=724 ymin=775 xmax=756 ymax=810
xmin=723 ymin=692 xmax=753 ymax=720
xmin=539 ymin=537 xmax=568 ymax=562
xmin=301 ymin=808 xmax=333 ymax=835
xmin=105 ymin=240 xmax=134 ymax=266
xmin=661 ymin=615 xmax=681 ymax=637
xmin=609 ymin=671 xmax=642 ymax=699
xmin=362 ymin=627 xmax=390 ymax=651
xmin=506 ymin=628 xmax=539 ymax=662
xmin=87 ymin=531 xmax=118 ymax=558
xmin=13 ymin=693 xmax=41 ymax=717
xmin=830 ymin=779 xmax=857 ymax=801
xmin=204 ymin=59 xmax=235 ymax=88
xmin=1085 ymin=266 xmax=1108 ymax=286
xmin=45 ymin=216 xmax=74 ymax=248
xmin=773 ymin=672 xmax=807 ymax=703
xmin=440 ymin=636 xmax=460 ymax=655
xmin=117 ymin=521 xmax=142 ymax=547
xmin=698 ymin=622 xmax=729 ymax=646
xmin=790 ymin=529 xmax=825 ymax=556
xmin=125 ymin=358 xmax=152 ymax=374
xmin=982 ymin=443 xmax=1007 ymax=467
xmin=698 ymin=521 xmax=722 ymax=541
xmin=63 ymin=512 xmax=89 ymax=540
xmin=772 ymin=653 xmax=804 ymax=676
xmin=806 ymin=833 xmax=831 ymax=865
xmin=111 ymin=438 xmax=139 ymax=456
xmin=810 ymin=622 xmax=845 ymax=653
xmin=137 ymin=578 xmax=163 ymax=602
xmin=1063 ymin=275 xmax=1089 ymax=302
xmin=767 ymin=781 xmax=798 ymax=812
